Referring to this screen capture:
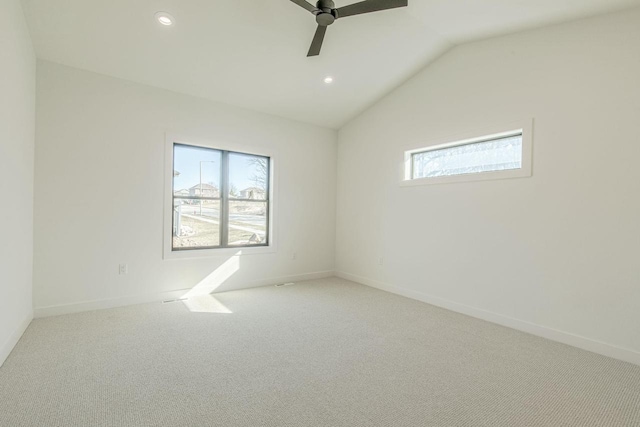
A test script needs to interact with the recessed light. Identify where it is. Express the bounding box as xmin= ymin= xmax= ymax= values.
xmin=155 ymin=12 xmax=175 ymax=26
xmin=324 ymin=76 xmax=334 ymax=84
